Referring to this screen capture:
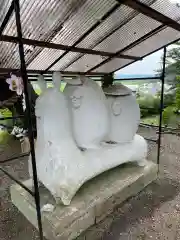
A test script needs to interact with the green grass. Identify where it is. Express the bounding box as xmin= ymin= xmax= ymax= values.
xmin=141 ymin=115 xmax=160 ymax=125
xmin=116 ymin=80 xmax=148 ymax=85
xmin=0 ymin=129 xmax=11 ymax=144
